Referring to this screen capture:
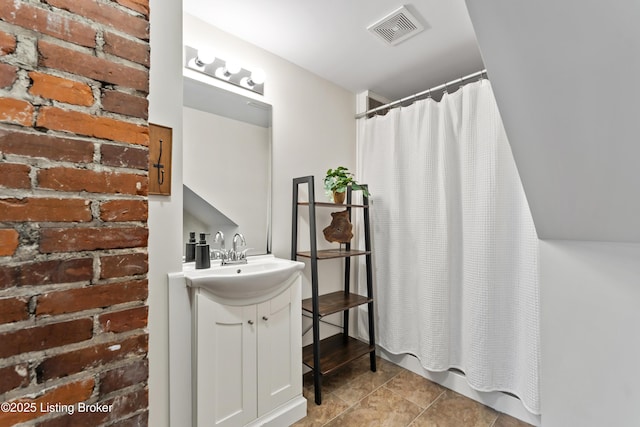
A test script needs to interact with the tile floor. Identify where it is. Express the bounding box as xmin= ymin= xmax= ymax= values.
xmin=294 ymin=356 xmax=533 ymax=427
